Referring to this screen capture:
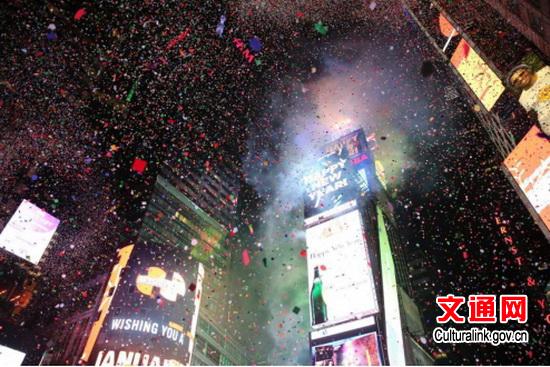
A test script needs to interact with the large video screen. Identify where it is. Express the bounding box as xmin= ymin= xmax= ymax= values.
xmin=451 ymin=38 xmax=505 ymax=111
xmin=81 ymin=241 xmax=204 ymax=366
xmin=324 ymin=129 xmax=371 ymax=193
xmin=0 ymin=345 xmax=26 ymax=366
xmin=306 ymin=210 xmax=378 ymax=330
xmin=0 ymin=199 xmax=60 ymax=264
xmin=303 ymin=153 xmax=360 ymax=219
xmin=312 ymin=331 xmax=382 ymax=366
xmin=504 ymin=125 xmax=550 ymax=233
